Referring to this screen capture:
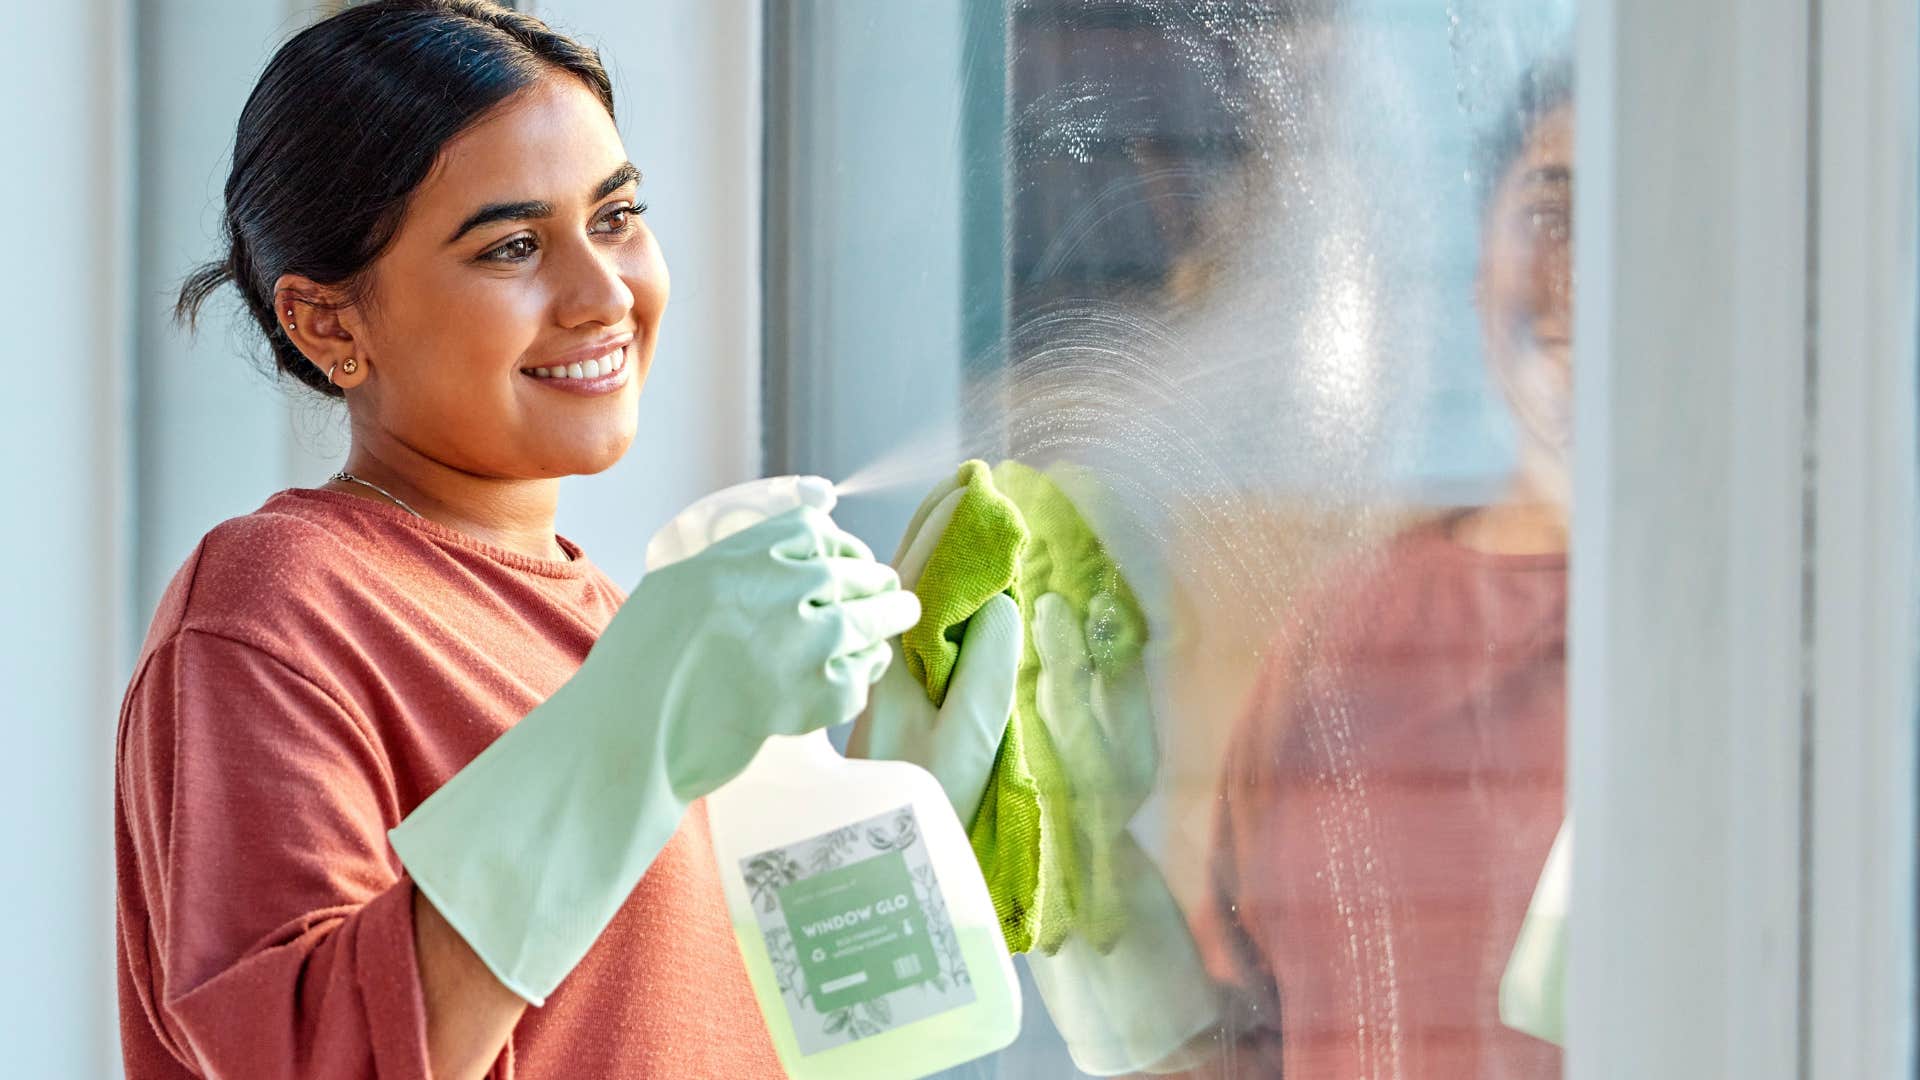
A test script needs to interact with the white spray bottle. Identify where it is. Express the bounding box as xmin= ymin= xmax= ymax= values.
xmin=645 ymin=475 xmax=1022 ymax=1079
